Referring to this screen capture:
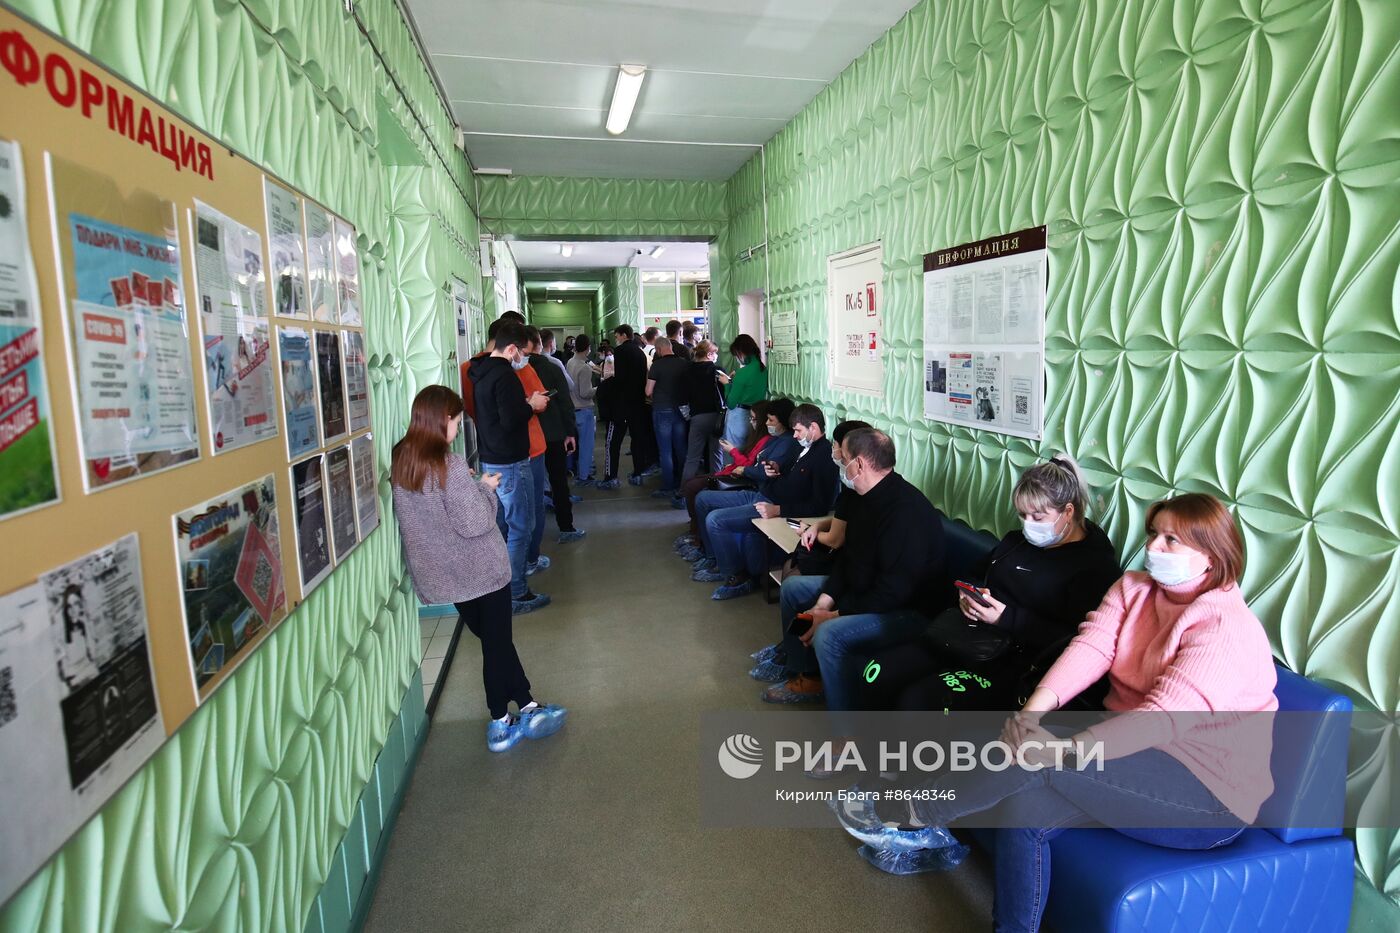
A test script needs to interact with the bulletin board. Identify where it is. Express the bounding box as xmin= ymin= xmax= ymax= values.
xmin=0 ymin=8 xmax=376 ymax=905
